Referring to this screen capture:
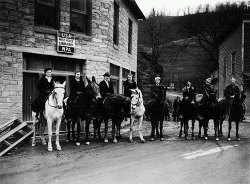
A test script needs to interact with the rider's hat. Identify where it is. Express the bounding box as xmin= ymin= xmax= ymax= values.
xmin=206 ymin=78 xmax=211 ymax=84
xmin=231 ymin=77 xmax=236 ymax=83
xmin=103 ymin=72 xmax=110 ymax=77
xmin=44 ymin=67 xmax=52 ymax=73
xmin=155 ymin=75 xmax=161 ymax=81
